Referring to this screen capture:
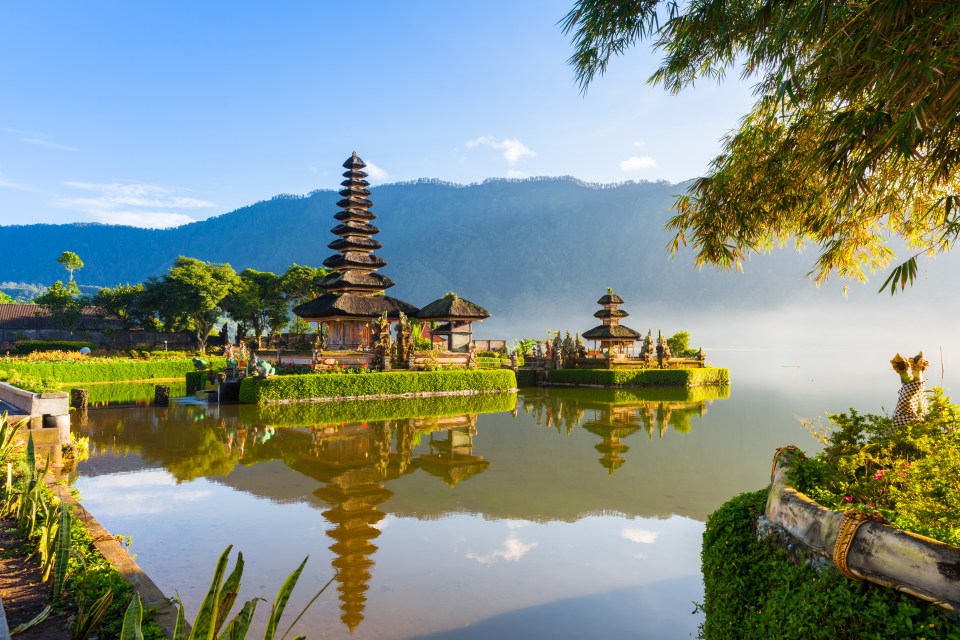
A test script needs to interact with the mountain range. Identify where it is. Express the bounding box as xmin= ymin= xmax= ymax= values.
xmin=3 ymin=176 xmax=957 ymax=341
